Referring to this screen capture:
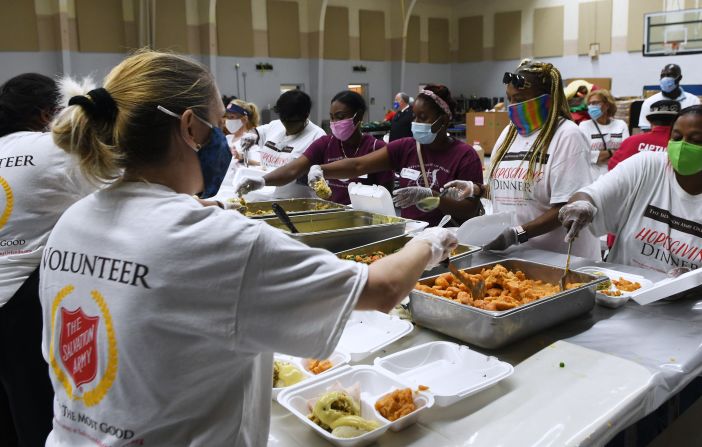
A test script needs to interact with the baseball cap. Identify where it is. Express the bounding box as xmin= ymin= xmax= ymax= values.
xmin=646 ymin=99 xmax=681 ymax=120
